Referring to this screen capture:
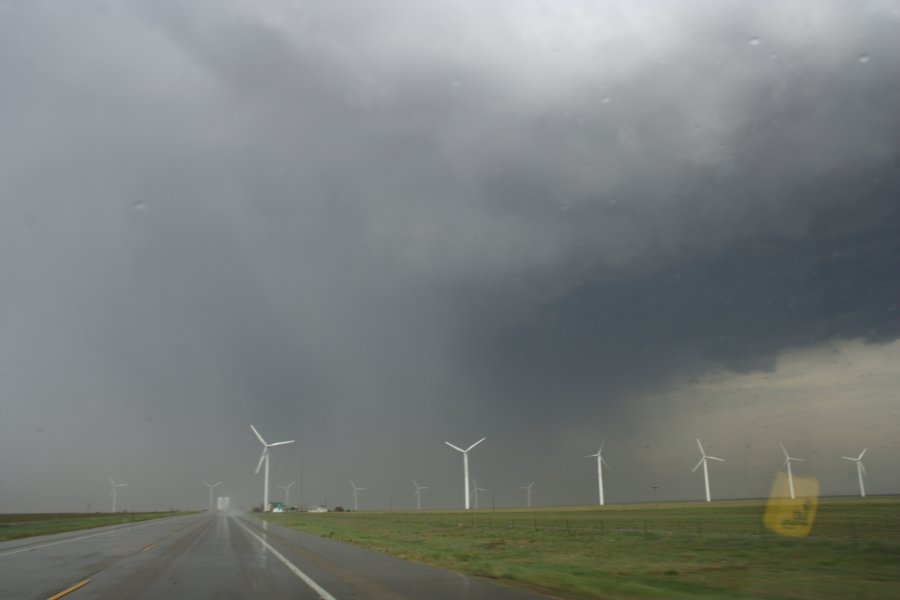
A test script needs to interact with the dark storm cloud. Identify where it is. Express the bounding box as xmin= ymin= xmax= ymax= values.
xmin=1 ymin=1 xmax=898 ymax=511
